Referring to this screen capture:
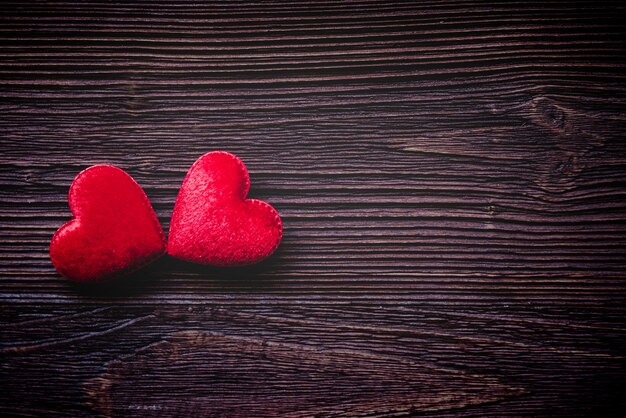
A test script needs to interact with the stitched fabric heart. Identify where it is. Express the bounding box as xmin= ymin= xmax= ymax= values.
xmin=50 ymin=165 xmax=166 ymax=282
xmin=167 ymin=151 xmax=283 ymax=266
